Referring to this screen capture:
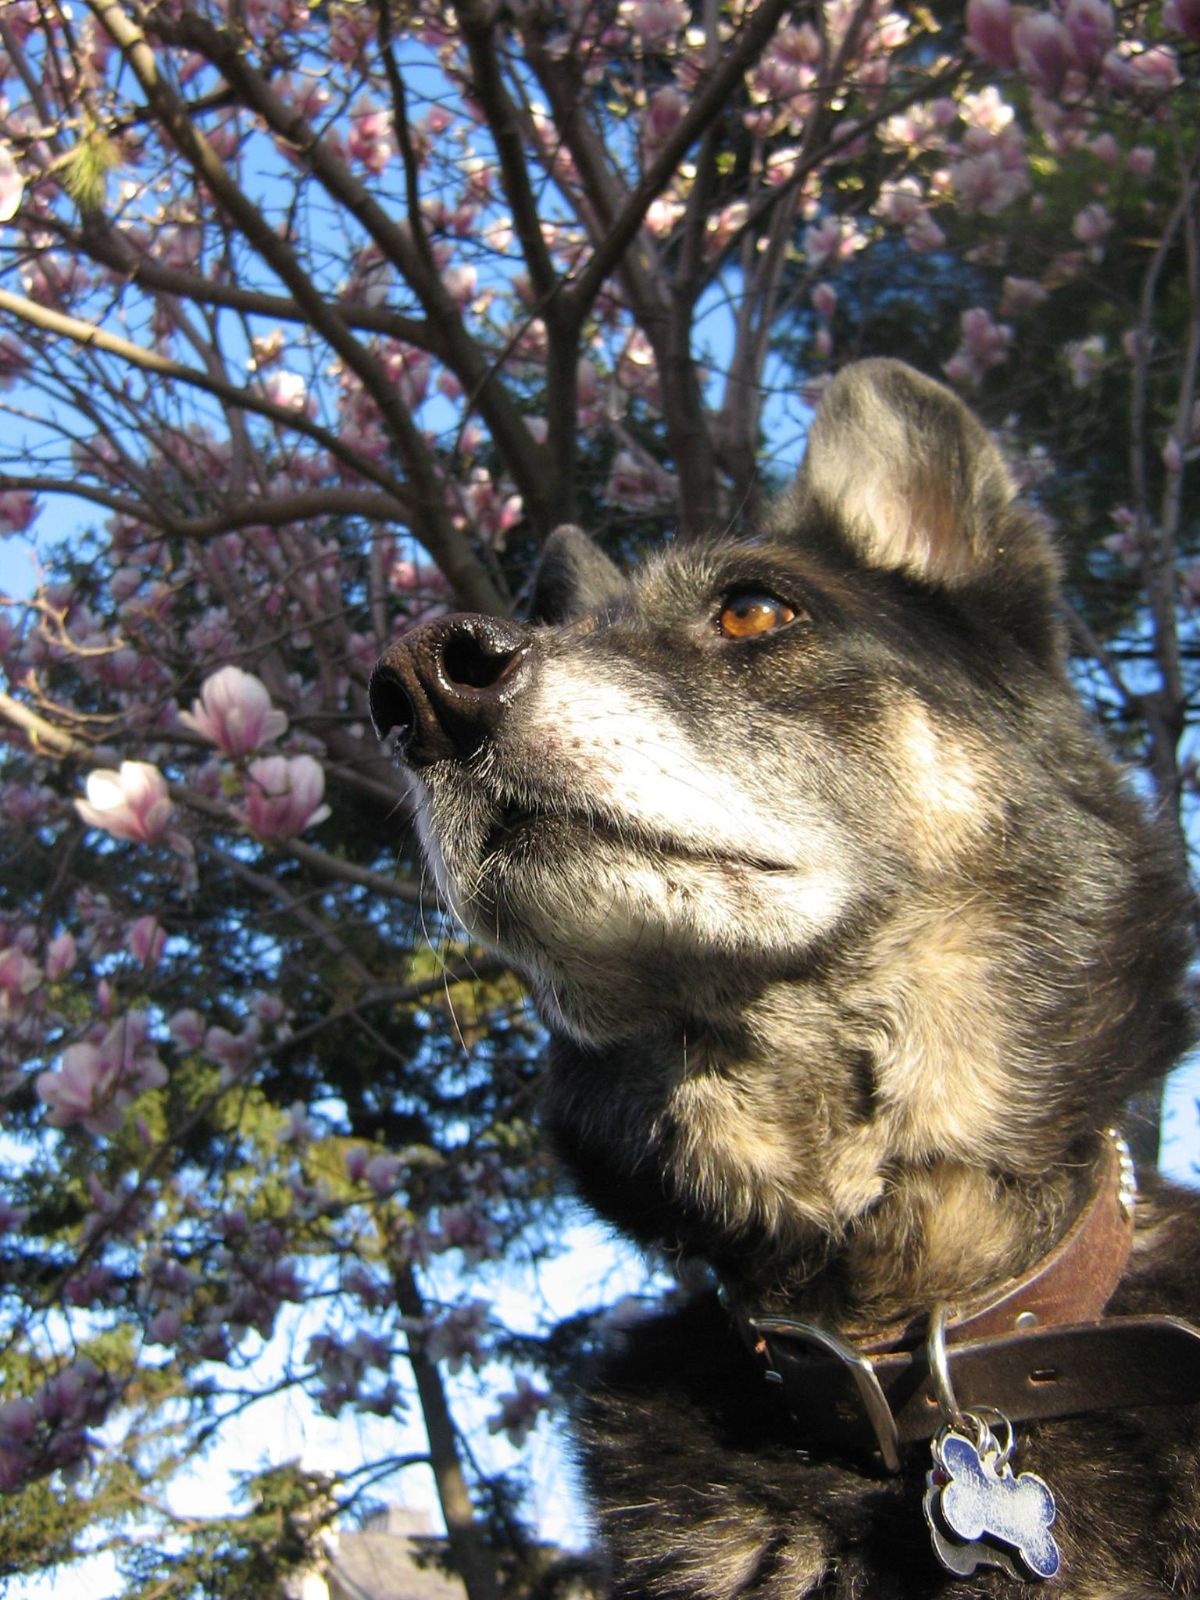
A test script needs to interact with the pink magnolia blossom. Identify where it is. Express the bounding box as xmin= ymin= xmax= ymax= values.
xmin=0 ymin=946 xmax=41 ymax=1015
xmin=283 ymin=1102 xmax=316 ymax=1143
xmin=906 ymin=212 xmax=947 ymax=253
xmin=241 ymin=754 xmax=330 ymax=837
xmin=488 ymin=1375 xmax=550 ymax=1447
xmin=1014 ymin=12 xmax=1074 ymax=95
xmin=1000 ymin=276 xmax=1048 ymax=315
xmin=0 ymin=335 xmax=29 ymax=387
xmin=618 ymin=0 xmax=687 ymax=48
xmin=64 ymin=1265 xmax=116 ymax=1308
xmin=44 ymin=932 xmax=77 ymax=981
xmin=951 ymin=146 xmax=1030 ymax=216
xmin=0 ymin=1398 xmax=37 ymax=1448
xmin=616 ymin=332 xmax=656 ymax=402
xmin=444 ymin=264 xmax=477 ymax=309
xmin=876 ymin=178 xmax=923 ymax=228
xmin=261 ymin=369 xmax=310 ymax=412
xmin=807 ymin=213 xmax=868 ymax=269
xmin=179 ymin=665 xmax=288 ymax=757
xmin=169 ymin=1008 xmax=206 ymax=1050
xmin=1072 ymin=201 xmax=1113 ymax=251
xmin=1087 ymin=132 xmax=1119 ymax=166
xmin=35 ymin=1358 xmax=109 ymax=1434
xmin=436 ymin=1203 xmax=498 ymax=1263
xmin=943 ymin=308 xmax=1013 ymax=387
xmin=605 ymin=450 xmax=677 ymax=511
xmin=249 ymin=328 xmax=286 ymax=370
xmin=345 ymin=1145 xmax=372 ymax=1183
xmin=127 ymin=914 xmax=166 ymax=967
xmin=203 ymin=1020 xmax=261 ymax=1082
xmin=251 ymin=992 xmax=287 ymax=1024
xmin=1103 ymin=507 xmax=1141 ymax=567
xmin=424 ymin=1301 xmax=489 ymax=1372
xmin=347 ymin=101 xmax=396 ymax=173
xmin=459 ymin=469 xmax=523 ymax=549
xmin=0 ymin=489 xmax=37 ymax=535
xmin=0 ymin=144 xmax=23 ymax=222
xmin=1165 ymin=0 xmax=1200 ymax=43
xmin=644 ymin=196 xmax=684 ymax=237
xmin=365 ymin=1152 xmax=402 ymax=1196
xmin=1064 ymin=0 xmax=1114 ymax=72
xmin=37 ymin=1014 xmax=167 ymax=1134
xmin=965 ymin=0 xmax=1016 ymax=66
xmin=1126 ymin=44 xmax=1181 ymax=94
xmin=1064 ymin=334 xmax=1107 ymax=388
xmin=378 ymin=343 xmax=431 ymax=409
xmin=706 ymin=200 xmax=750 ymax=257
xmin=75 ymin=761 xmax=173 ymax=845
xmin=147 ymin=1309 xmax=183 ymax=1346
xmin=643 ymin=85 xmax=686 ymax=149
